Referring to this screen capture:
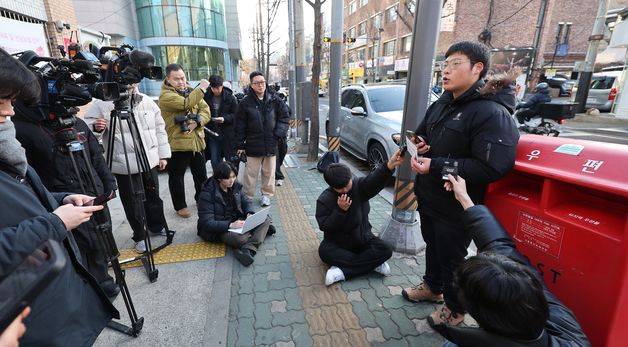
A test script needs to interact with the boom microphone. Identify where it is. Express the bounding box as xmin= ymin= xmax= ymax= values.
xmin=129 ymin=50 xmax=155 ymax=69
